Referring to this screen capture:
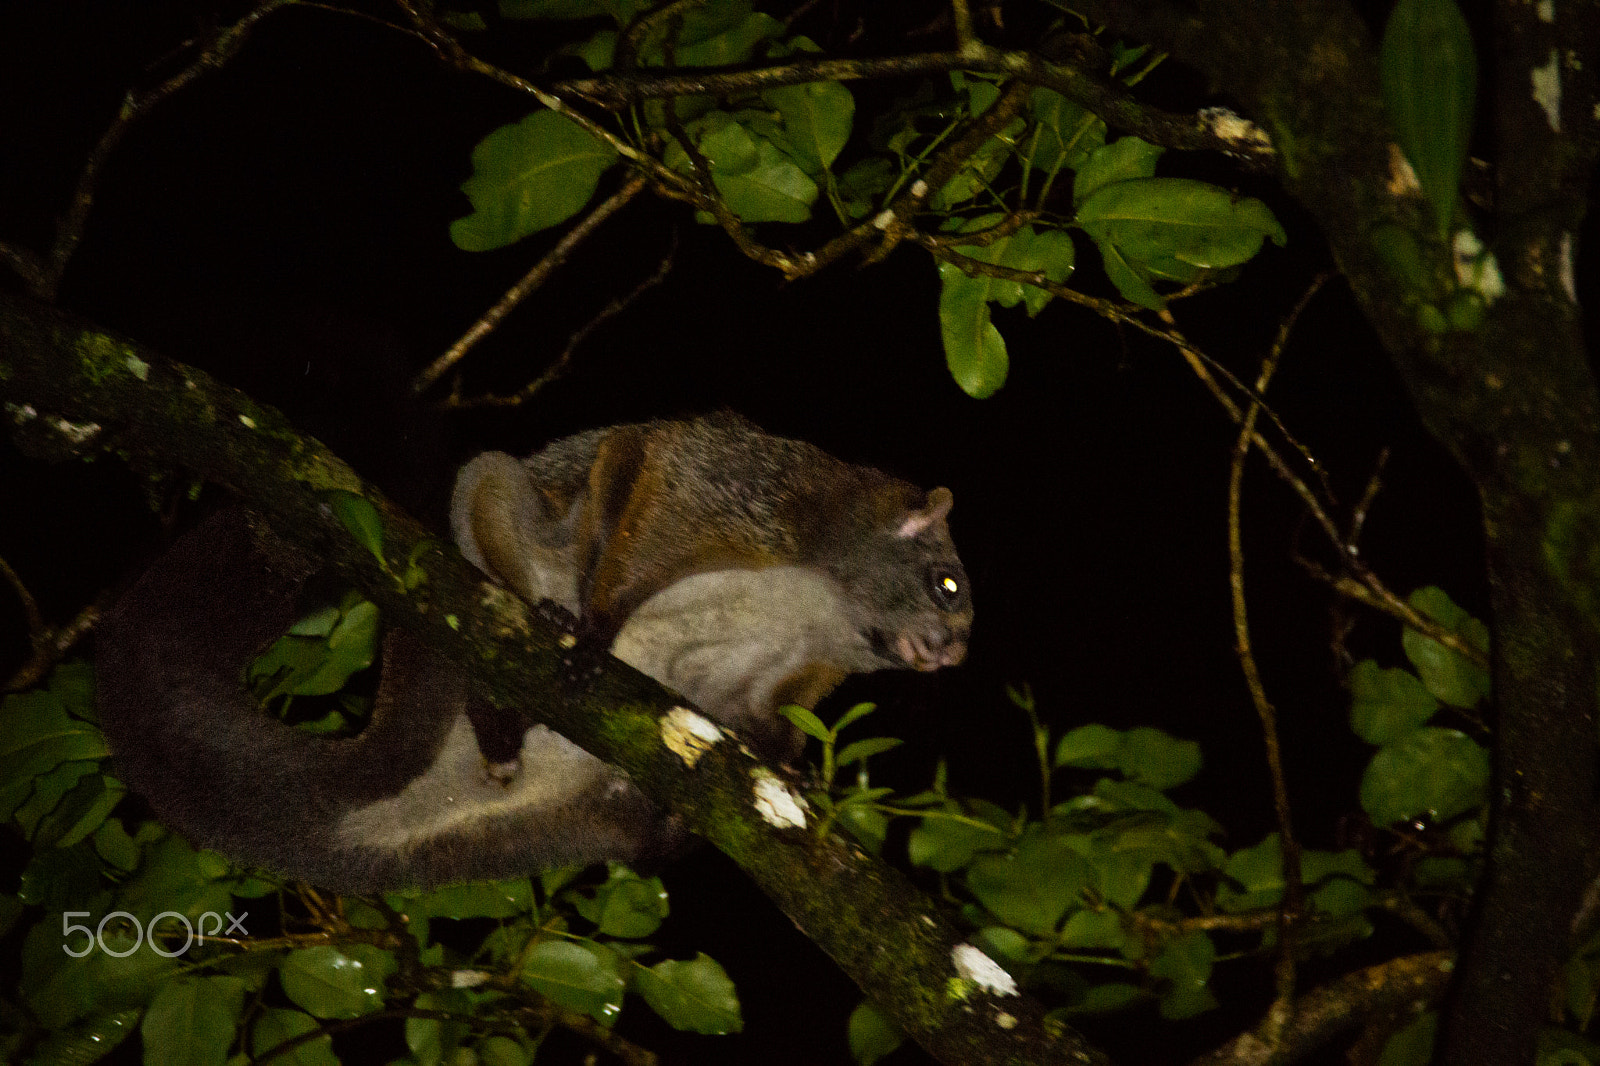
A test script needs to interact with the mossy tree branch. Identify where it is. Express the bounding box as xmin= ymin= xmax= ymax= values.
xmin=0 ymin=291 xmax=1109 ymax=1066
